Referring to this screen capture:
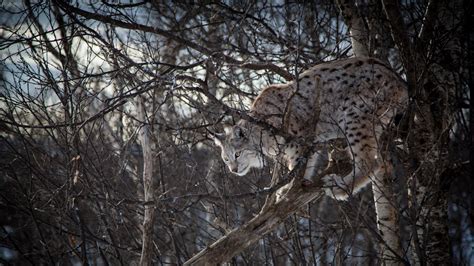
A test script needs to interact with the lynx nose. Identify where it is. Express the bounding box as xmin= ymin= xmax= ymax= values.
xmin=229 ymin=163 xmax=238 ymax=173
